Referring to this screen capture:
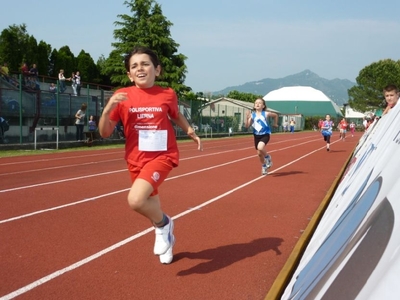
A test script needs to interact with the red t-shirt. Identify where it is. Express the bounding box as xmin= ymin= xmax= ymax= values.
xmin=340 ymin=120 xmax=348 ymax=130
xmin=109 ymin=85 xmax=180 ymax=168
